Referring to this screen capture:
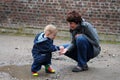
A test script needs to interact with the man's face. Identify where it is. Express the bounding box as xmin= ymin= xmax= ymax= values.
xmin=68 ymin=22 xmax=77 ymax=30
